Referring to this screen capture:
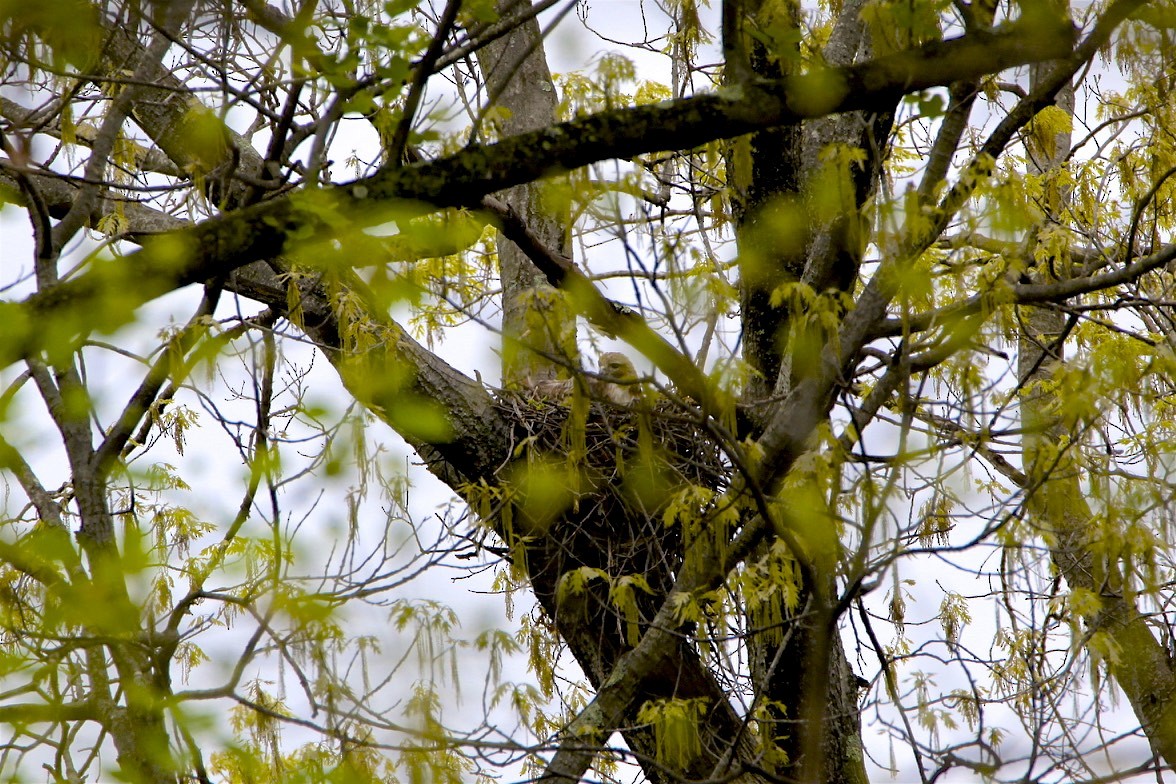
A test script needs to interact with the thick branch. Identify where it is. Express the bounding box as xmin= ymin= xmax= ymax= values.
xmin=0 ymin=17 xmax=1075 ymax=369
xmin=0 ymin=165 xmax=190 ymax=235
xmin=0 ymin=700 xmax=97 ymax=724
xmin=754 ymin=0 xmax=1139 ymax=489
